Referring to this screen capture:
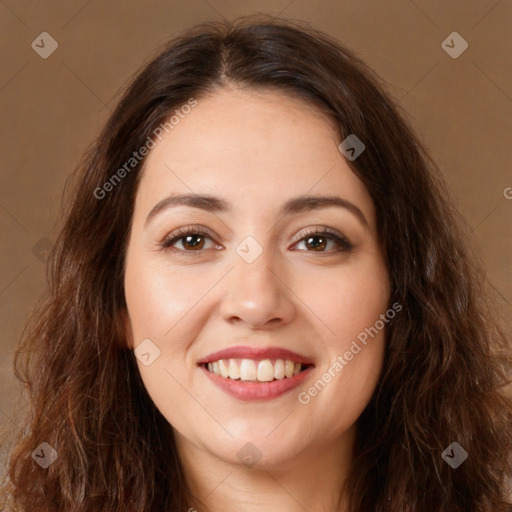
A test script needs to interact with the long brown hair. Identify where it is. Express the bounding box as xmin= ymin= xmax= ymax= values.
xmin=2 ymin=15 xmax=511 ymax=511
